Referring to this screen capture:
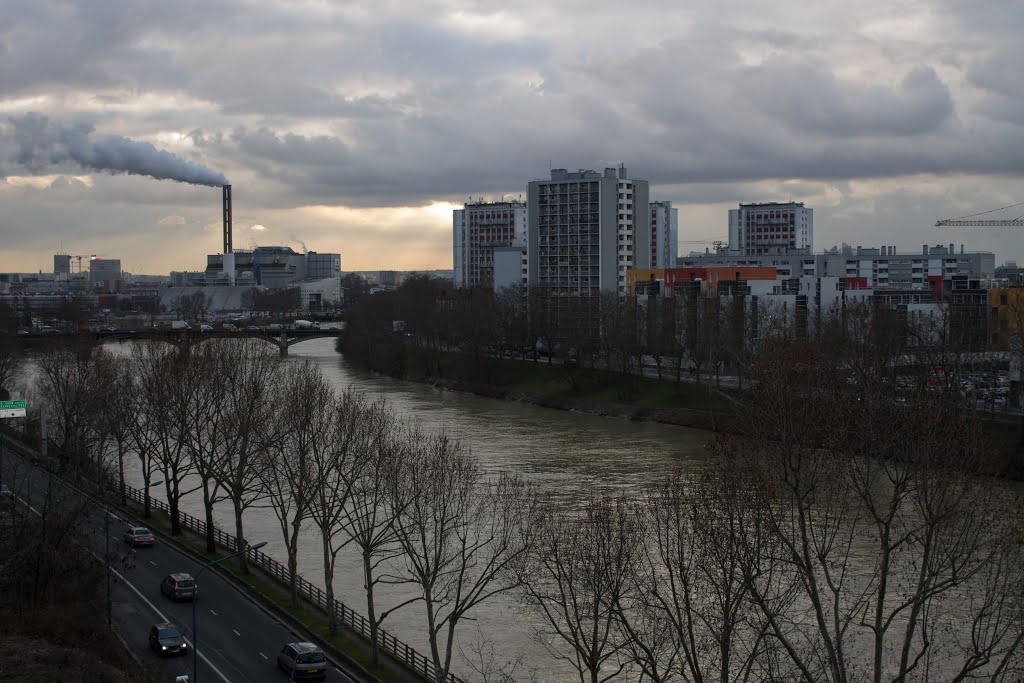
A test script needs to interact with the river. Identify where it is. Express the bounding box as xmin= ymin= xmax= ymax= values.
xmin=122 ymin=337 xmax=712 ymax=682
